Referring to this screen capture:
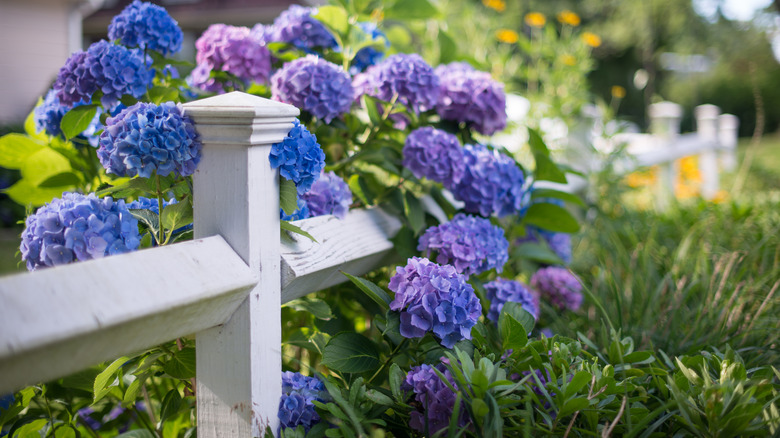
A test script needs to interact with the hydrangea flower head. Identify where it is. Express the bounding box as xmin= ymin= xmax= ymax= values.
xmin=451 ymin=144 xmax=525 ymax=217
xmin=98 ymin=102 xmax=201 ymax=178
xmin=358 ymin=54 xmax=440 ymax=115
xmin=402 ymin=127 xmax=465 ymax=187
xmin=351 ymin=22 xmax=389 ymax=73
xmin=484 ymin=278 xmax=539 ymax=322
xmin=267 ymin=5 xmax=338 ymax=51
xmin=193 ymin=24 xmax=272 ymax=91
xmin=402 ymin=362 xmax=469 ymax=433
xmin=280 ymin=198 xmax=310 ymax=221
xmin=278 ymin=371 xmax=327 ymax=432
xmin=300 ymin=171 xmax=352 ymax=219
xmin=418 ymin=214 xmax=509 ymax=276
xmin=34 ymin=89 xmax=101 ymax=146
xmin=85 ymin=40 xmax=153 ymax=109
xmin=108 ymin=0 xmax=183 ymax=55
xmin=436 ymin=62 xmax=507 ymax=135
xmin=53 ymin=51 xmax=95 ymax=107
xmin=269 ymin=119 xmax=325 ymax=194
xmin=20 ymin=192 xmax=140 ymax=271
xmin=271 ymin=55 xmax=353 ymax=123
xmin=531 ymin=266 xmax=583 ymax=311
xmin=388 ymin=257 xmax=481 ymax=348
